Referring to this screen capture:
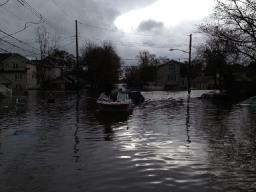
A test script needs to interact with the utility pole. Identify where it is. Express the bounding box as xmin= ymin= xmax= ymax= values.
xmin=188 ymin=34 xmax=192 ymax=95
xmin=75 ymin=20 xmax=80 ymax=161
xmin=75 ymin=20 xmax=79 ymax=96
